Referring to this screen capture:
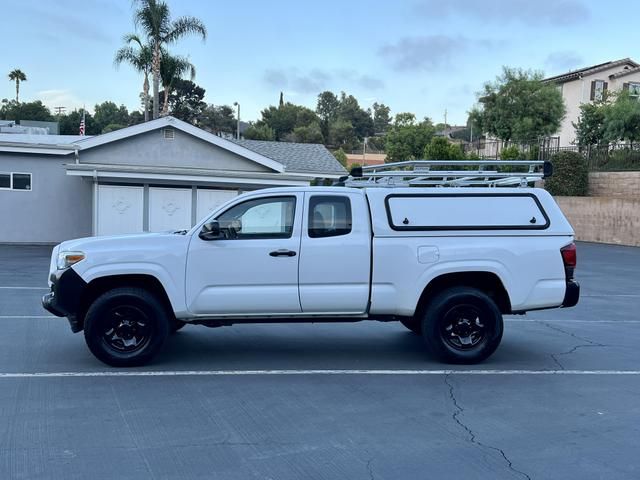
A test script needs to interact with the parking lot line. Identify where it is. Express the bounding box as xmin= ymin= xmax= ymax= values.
xmin=0 ymin=286 xmax=49 ymax=290
xmin=0 ymin=369 xmax=639 ymax=378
